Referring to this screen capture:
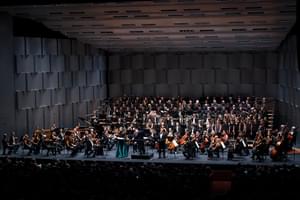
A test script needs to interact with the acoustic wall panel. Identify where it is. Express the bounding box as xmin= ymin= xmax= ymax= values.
xmin=254 ymin=84 xmax=265 ymax=96
xmin=81 ymin=56 xmax=93 ymax=71
xmin=254 ymin=53 xmax=266 ymax=69
xmin=99 ymin=85 xmax=107 ymax=100
xmin=181 ymin=70 xmax=190 ymax=84
xmin=203 ymin=54 xmax=214 ymax=68
xmin=26 ymin=37 xmax=42 ymax=56
xmin=71 ymin=40 xmax=85 ymax=55
xmin=253 ymin=69 xmax=266 ymax=84
xmin=240 ymin=69 xmax=253 ymax=84
xmin=278 ymin=70 xmax=287 ymax=86
xmin=27 ymin=73 xmax=43 ymax=90
xmin=266 ymin=52 xmax=278 ymax=69
xmin=80 ymin=86 xmax=93 ymax=102
xmin=144 ymin=69 xmax=156 ymax=84
xmin=228 ymin=53 xmax=240 ymax=68
xmin=166 ymin=54 xmax=179 ymax=69
xmin=132 ymin=54 xmax=143 ymax=69
xmin=239 ymin=84 xmax=253 ymax=96
xmin=108 ymin=70 xmax=120 ymax=84
xmin=240 ymin=53 xmax=253 ymax=69
xmin=15 ymin=110 xmax=27 ymax=134
xmin=29 ymin=108 xmax=44 ymax=131
xmin=87 ymin=70 xmax=100 ymax=86
xmin=121 ymin=69 xmax=132 ymax=84
xmin=228 ymin=84 xmax=239 ymax=96
xmin=52 ymin=88 xmax=66 ymax=105
xmin=214 ymin=54 xmax=227 ymax=69
xmin=14 ymin=37 xmax=25 ymax=55
xmin=143 ymin=85 xmax=154 ymax=96
xmin=200 ymin=69 xmax=215 ymax=84
xmin=191 ymin=69 xmax=202 ymax=84
xmin=296 ymin=90 xmax=300 ymax=107
xmin=168 ymin=69 xmax=181 ymax=84
xmin=131 ymin=84 xmax=143 ymax=96
xmin=16 ymin=55 xmax=34 ymax=73
xmin=68 ymin=87 xmax=80 ymax=103
xmin=179 ymin=53 xmax=202 ymax=69
xmin=69 ymin=55 xmax=79 ymax=71
xmin=169 ymin=85 xmax=179 ymax=97
xmin=109 ymin=84 xmax=122 ymax=97
xmin=87 ymin=101 xmax=97 ymax=114
xmin=35 ymin=55 xmax=50 ymax=73
xmin=98 ymin=55 xmax=106 ymax=71
xmin=267 ymin=69 xmax=278 ymax=84
xmin=59 ymin=39 xmax=71 ymax=55
xmin=155 ymin=54 xmax=167 ymax=69
xmin=100 ymin=70 xmax=107 ymax=85
xmin=215 ymin=84 xmax=228 ymax=96
xmin=215 ymin=70 xmax=227 ymax=83
xmin=78 ymin=71 xmax=87 ymax=86
xmin=227 ymin=69 xmax=240 ymax=84
xmin=132 ymin=69 xmax=144 ymax=84
xmin=120 ymin=54 xmax=131 ymax=69
xmin=204 ymin=84 xmax=215 ymax=96
xmin=15 ymin=74 xmax=26 ymax=91
xmin=156 ymin=84 xmax=170 ymax=96
xmin=123 ymin=84 xmax=131 ymax=96
xmin=77 ymin=102 xmax=88 ymax=119
xmin=62 ymin=72 xmax=72 ymax=88
xmin=43 ymin=38 xmax=58 ymax=55
xmin=62 ymin=104 xmax=73 ymax=128
xmin=179 ymin=84 xmax=202 ymax=97
xmin=36 ymin=90 xmax=51 ymax=107
xmin=93 ymin=86 xmax=100 ymax=99
xmin=156 ymin=69 xmax=167 ymax=83
xmin=143 ymin=54 xmax=154 ymax=69
xmin=17 ymin=91 xmax=35 ymax=109
xmin=50 ymin=55 xmax=65 ymax=72
xmin=43 ymin=72 xmax=58 ymax=89
xmin=108 ymin=55 xmax=120 ymax=70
